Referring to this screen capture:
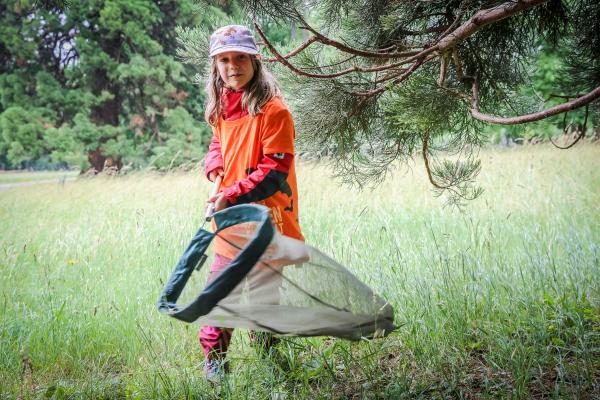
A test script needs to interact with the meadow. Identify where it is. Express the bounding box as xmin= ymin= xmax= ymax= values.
xmin=0 ymin=171 xmax=78 ymax=185
xmin=1 ymin=144 xmax=598 ymax=399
